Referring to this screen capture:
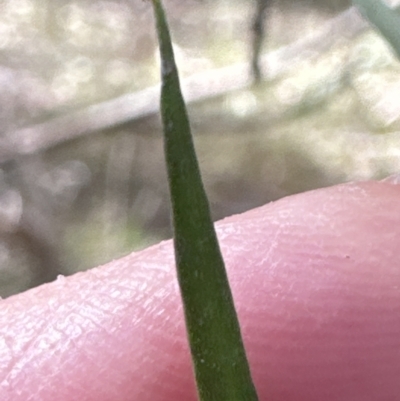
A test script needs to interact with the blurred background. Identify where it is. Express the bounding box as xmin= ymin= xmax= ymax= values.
xmin=0 ymin=0 xmax=400 ymax=297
